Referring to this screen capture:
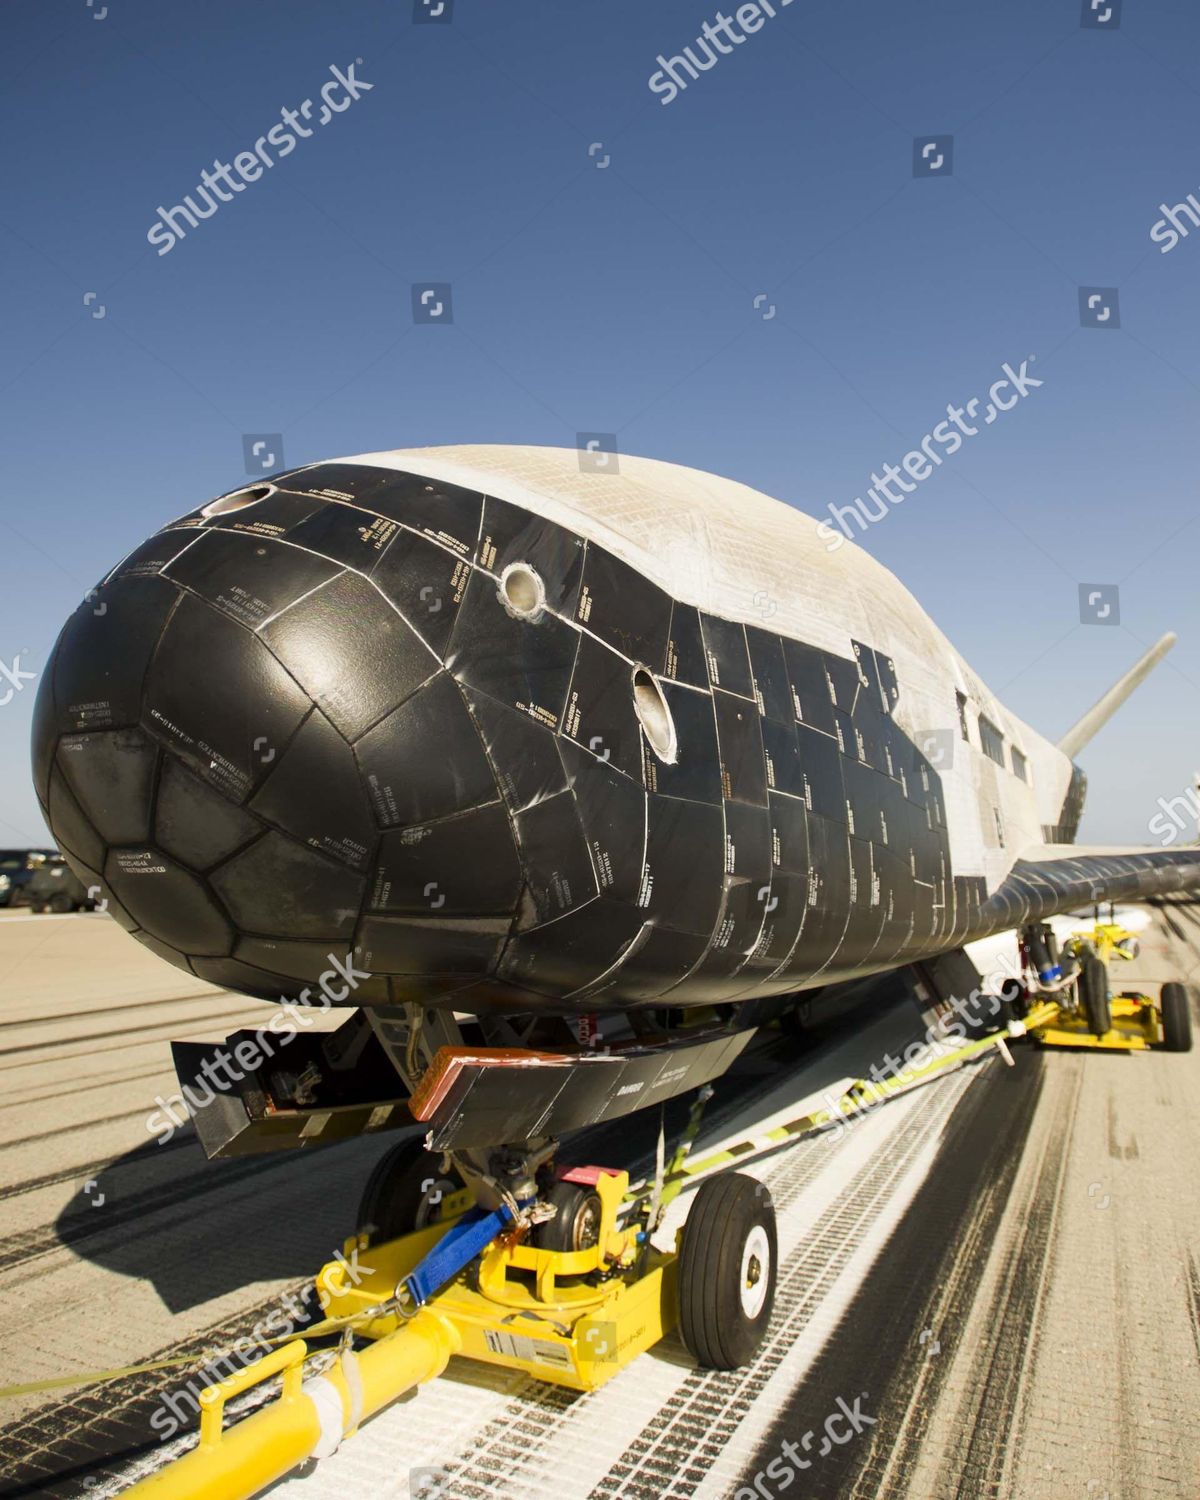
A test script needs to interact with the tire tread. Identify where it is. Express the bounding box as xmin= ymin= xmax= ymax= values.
xmin=678 ymin=1171 xmax=776 ymax=1370
xmin=1161 ymin=982 xmax=1193 ymax=1053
